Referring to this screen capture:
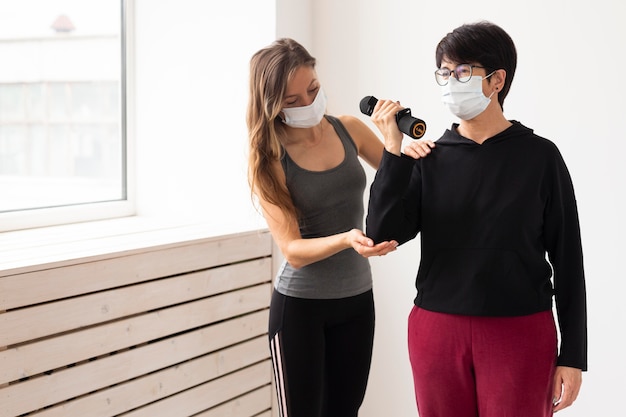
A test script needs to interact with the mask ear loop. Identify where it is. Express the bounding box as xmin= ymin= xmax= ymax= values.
xmin=486 ymin=70 xmax=503 ymax=99
xmin=489 ymin=85 xmax=500 ymax=99
xmin=486 ymin=73 xmax=497 ymax=100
